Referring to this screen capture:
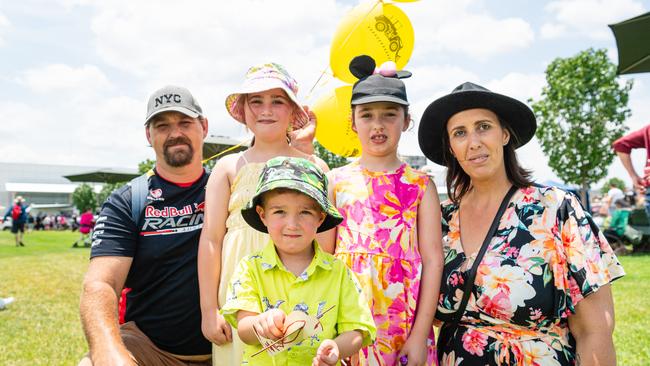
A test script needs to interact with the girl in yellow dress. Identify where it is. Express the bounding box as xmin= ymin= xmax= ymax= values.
xmin=197 ymin=62 xmax=327 ymax=366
